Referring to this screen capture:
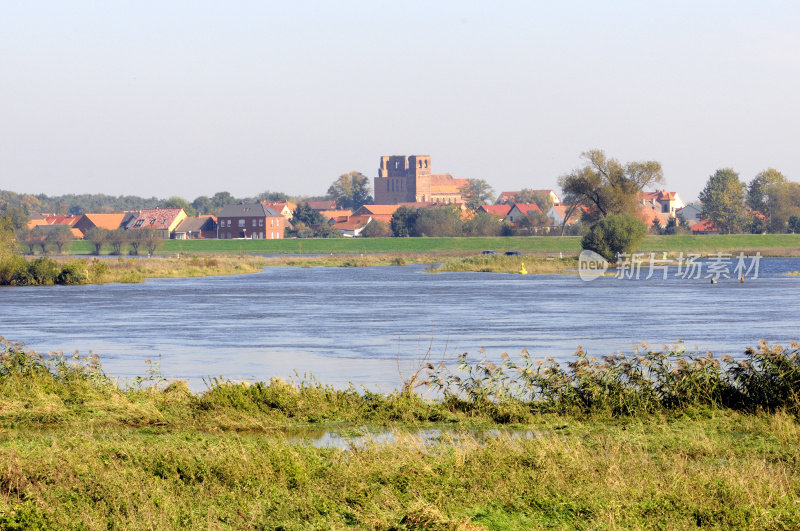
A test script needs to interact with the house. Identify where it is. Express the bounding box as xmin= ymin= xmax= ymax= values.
xmin=351 ymin=204 xmax=404 ymax=223
xmin=497 ymin=190 xmax=561 ymax=205
xmin=690 ymin=219 xmax=718 ymax=234
xmin=638 ymin=190 xmax=686 ymax=216
xmin=676 ymin=204 xmax=703 ymax=225
xmin=332 ymin=215 xmax=373 ymax=237
xmin=506 ymin=203 xmax=542 ymax=224
xmin=318 ymin=209 xmax=353 ymax=223
xmin=126 ymin=208 xmax=188 ymax=239
xmin=638 ymin=206 xmax=672 ymax=229
xmin=27 ymin=214 xmax=81 ymax=231
xmin=217 ymin=203 xmax=285 ymax=239
xmin=173 ymin=215 xmax=218 ymax=239
xmin=374 ymin=155 xmax=468 ymax=204
xmin=73 ymin=213 xmax=128 ymax=237
xmin=261 ymin=201 xmax=297 ymax=220
xmin=546 ymin=204 xmax=590 ymax=227
xmin=479 ymin=204 xmax=512 ymax=219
